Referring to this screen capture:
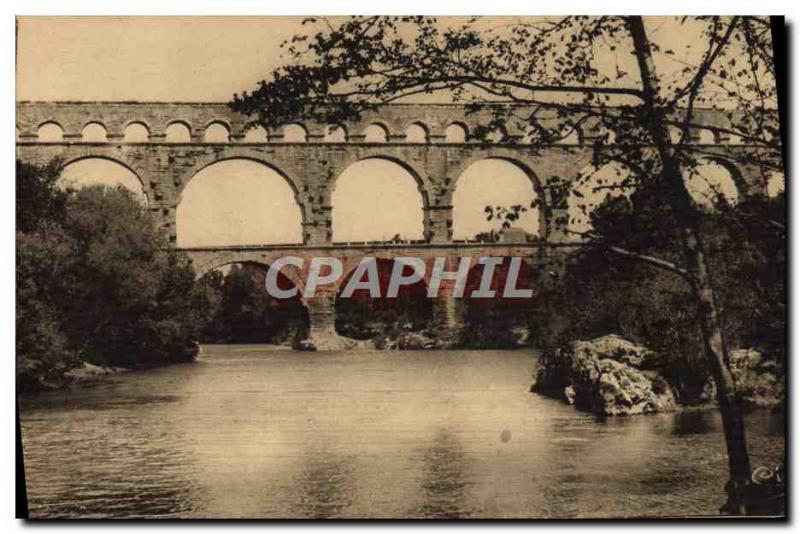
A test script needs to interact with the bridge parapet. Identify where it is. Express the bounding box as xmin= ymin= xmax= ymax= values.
xmin=16 ymin=101 xmax=764 ymax=145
